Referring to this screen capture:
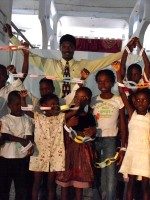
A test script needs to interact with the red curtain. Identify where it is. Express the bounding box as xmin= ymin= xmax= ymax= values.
xmin=76 ymin=38 xmax=122 ymax=53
